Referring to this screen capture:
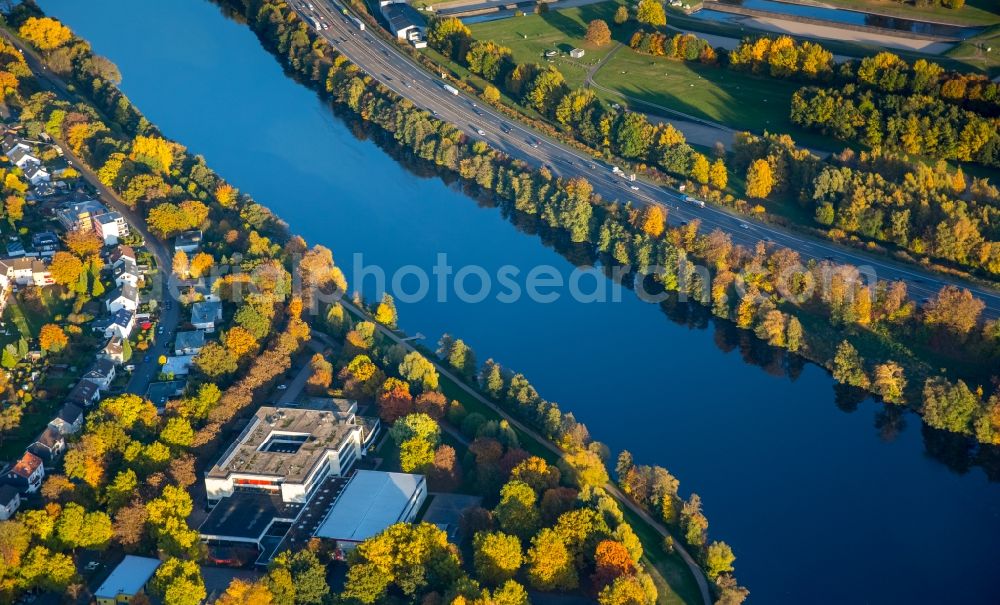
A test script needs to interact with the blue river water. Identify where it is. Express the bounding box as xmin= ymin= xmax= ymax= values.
xmin=37 ymin=0 xmax=1000 ymax=603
